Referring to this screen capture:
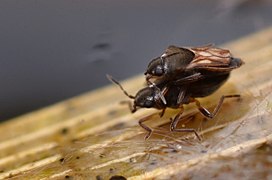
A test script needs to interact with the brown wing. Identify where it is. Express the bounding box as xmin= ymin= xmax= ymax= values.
xmin=185 ymin=44 xmax=242 ymax=72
